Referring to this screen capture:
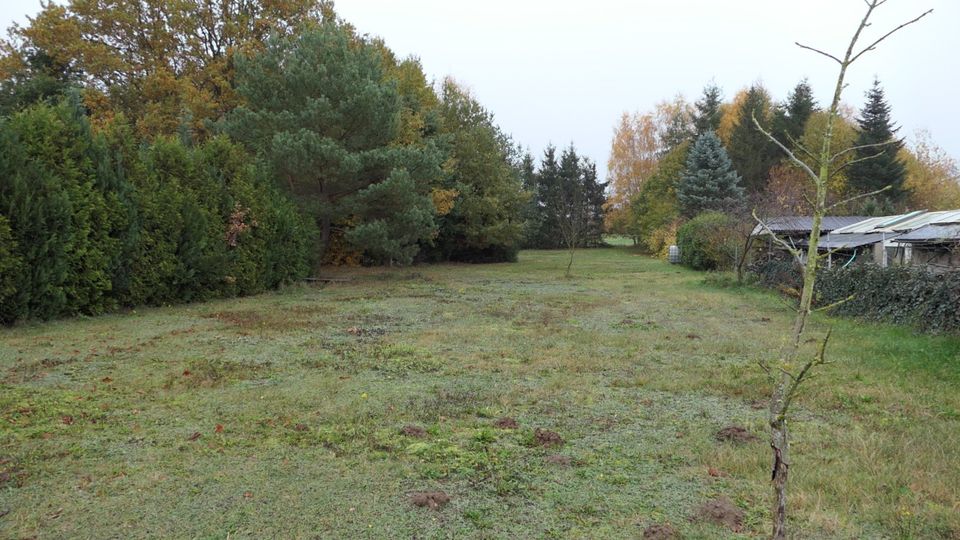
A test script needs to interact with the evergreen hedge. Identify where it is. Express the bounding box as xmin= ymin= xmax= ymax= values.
xmin=0 ymin=99 xmax=314 ymax=324
xmin=750 ymin=259 xmax=960 ymax=334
